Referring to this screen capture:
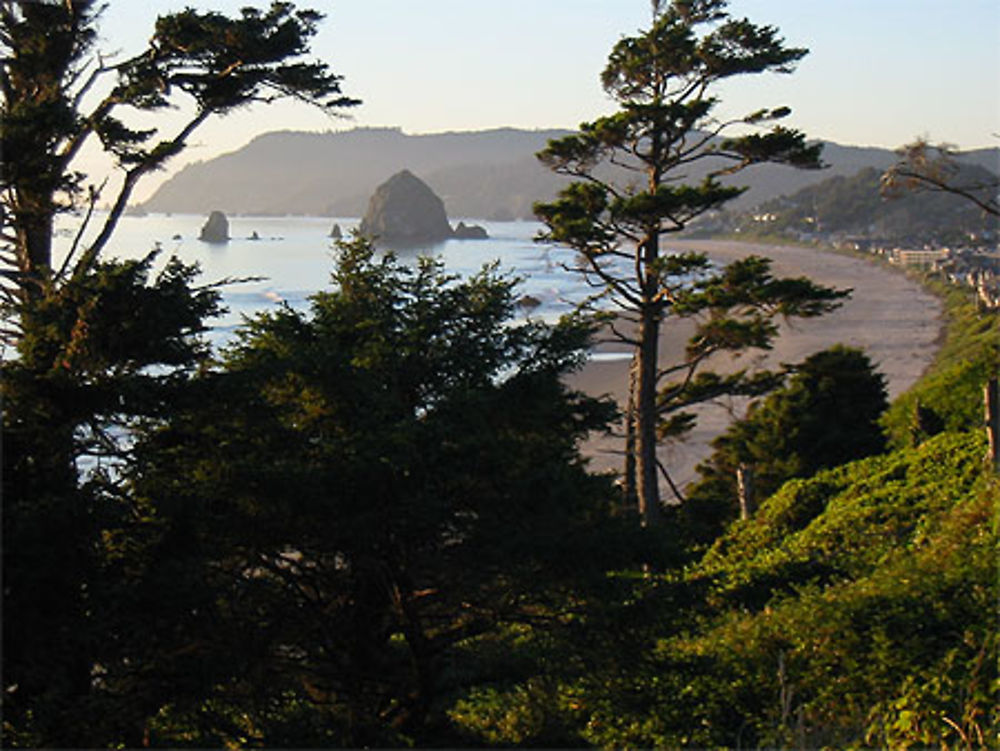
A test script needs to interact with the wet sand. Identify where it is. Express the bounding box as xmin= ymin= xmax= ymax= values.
xmin=567 ymin=240 xmax=943 ymax=491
